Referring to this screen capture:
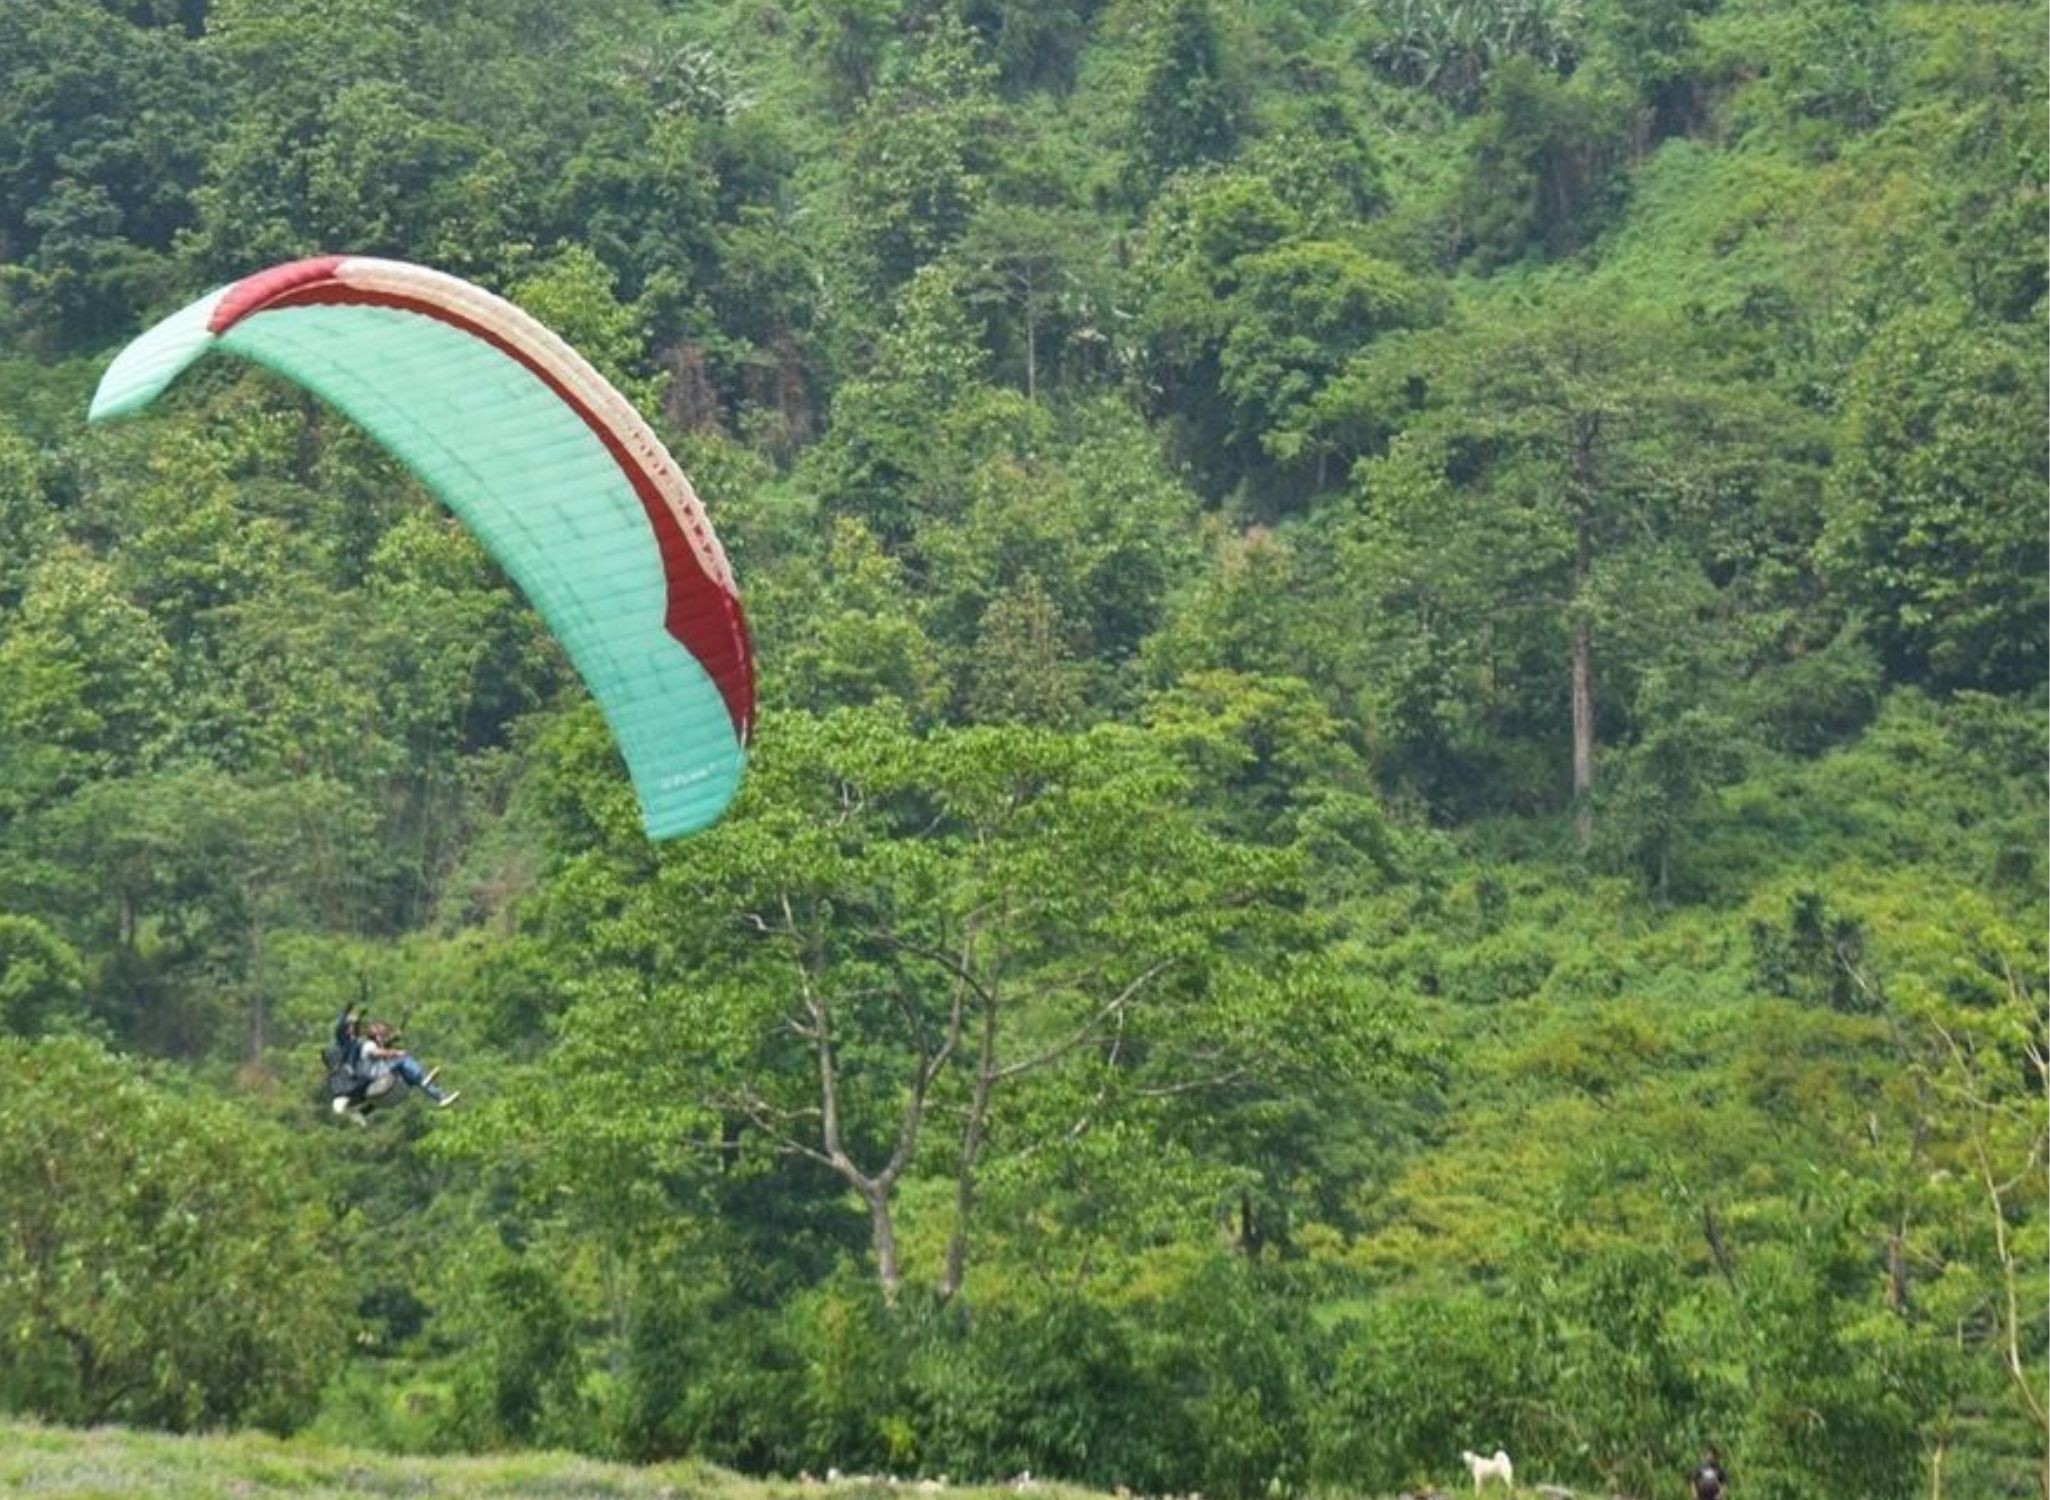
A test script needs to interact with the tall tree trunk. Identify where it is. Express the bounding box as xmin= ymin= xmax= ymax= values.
xmin=1701 ymin=1202 xmax=1735 ymax=1281
xmin=1571 ymin=614 xmax=1594 ymax=849
xmin=792 ymin=901 xmax=912 ymax=1300
xmin=940 ymin=999 xmax=999 ymax=1303
xmin=1885 ymin=1227 xmax=1910 ymax=1312
xmin=246 ymin=909 xmax=267 ymax=1065
xmin=863 ymin=1186 xmax=902 ymax=1300
xmin=1024 ymin=302 xmax=1038 ymax=404
xmin=1568 ymin=421 xmax=1598 ymax=850
xmin=1237 ymin=1190 xmax=1266 ymax=1259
